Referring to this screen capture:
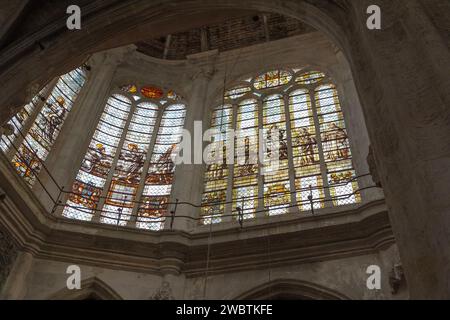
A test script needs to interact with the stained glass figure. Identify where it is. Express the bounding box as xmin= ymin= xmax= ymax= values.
xmin=232 ymin=99 xmax=259 ymax=220
xmin=1 ymin=87 xmax=47 ymax=153
xmin=202 ymin=69 xmax=361 ymax=224
xmin=63 ymin=94 xmax=132 ymax=221
xmin=12 ymin=67 xmax=87 ymax=185
xmin=201 ymin=105 xmax=233 ymax=224
xmin=138 ymin=103 xmax=186 ymax=230
xmin=262 ymin=94 xmax=290 ymax=215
